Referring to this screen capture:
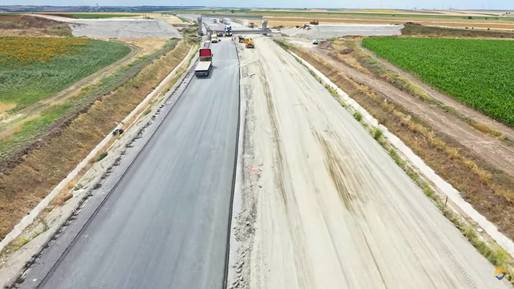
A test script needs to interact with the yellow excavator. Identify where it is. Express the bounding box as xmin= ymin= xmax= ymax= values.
xmin=245 ymin=38 xmax=255 ymax=48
